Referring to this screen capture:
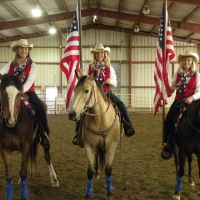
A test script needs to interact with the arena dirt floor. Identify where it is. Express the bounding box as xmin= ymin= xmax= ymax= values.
xmin=0 ymin=112 xmax=200 ymax=200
